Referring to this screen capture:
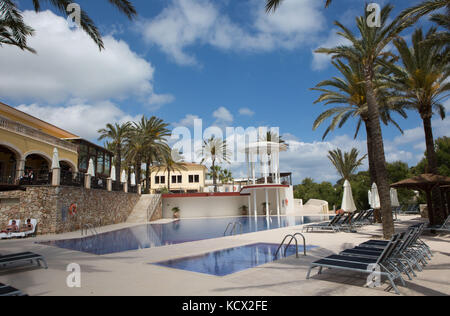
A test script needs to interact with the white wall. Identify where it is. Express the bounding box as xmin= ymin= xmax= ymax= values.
xmin=163 ymin=195 xmax=249 ymax=219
